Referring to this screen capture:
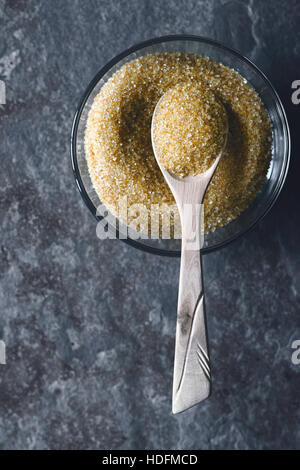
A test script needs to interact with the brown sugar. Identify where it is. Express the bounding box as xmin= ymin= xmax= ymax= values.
xmin=85 ymin=53 xmax=272 ymax=235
